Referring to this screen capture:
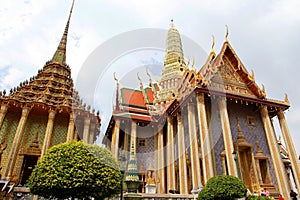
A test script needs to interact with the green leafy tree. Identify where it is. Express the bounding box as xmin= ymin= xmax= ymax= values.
xmin=198 ymin=175 xmax=247 ymax=200
xmin=28 ymin=141 xmax=121 ymax=199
